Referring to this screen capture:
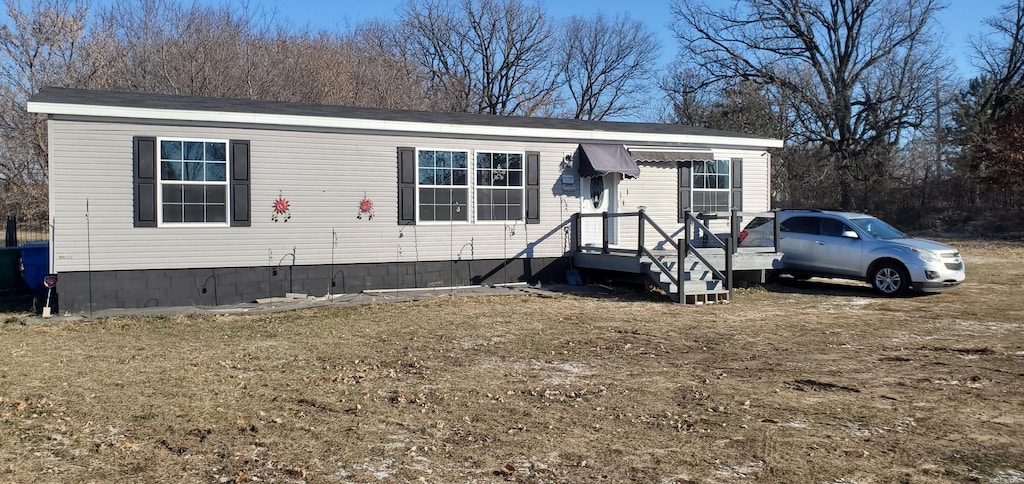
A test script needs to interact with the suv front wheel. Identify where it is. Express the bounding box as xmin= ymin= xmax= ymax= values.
xmin=871 ymin=261 xmax=909 ymax=296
